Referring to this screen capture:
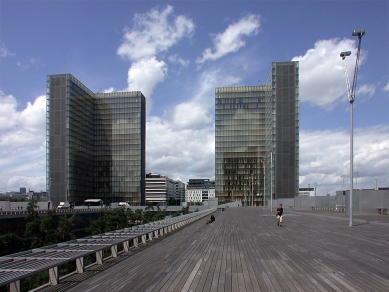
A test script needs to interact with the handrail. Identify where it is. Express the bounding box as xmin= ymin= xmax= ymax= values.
xmin=0 ymin=208 xmax=216 ymax=292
